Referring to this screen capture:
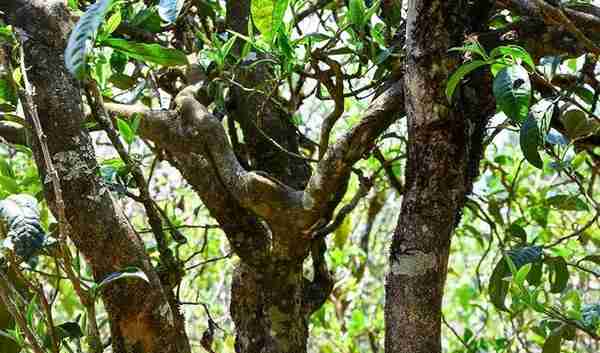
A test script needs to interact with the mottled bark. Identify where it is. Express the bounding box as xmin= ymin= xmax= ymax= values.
xmin=385 ymin=1 xmax=495 ymax=353
xmin=1 ymin=2 xmax=190 ymax=352
xmin=108 ymin=75 xmax=404 ymax=352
